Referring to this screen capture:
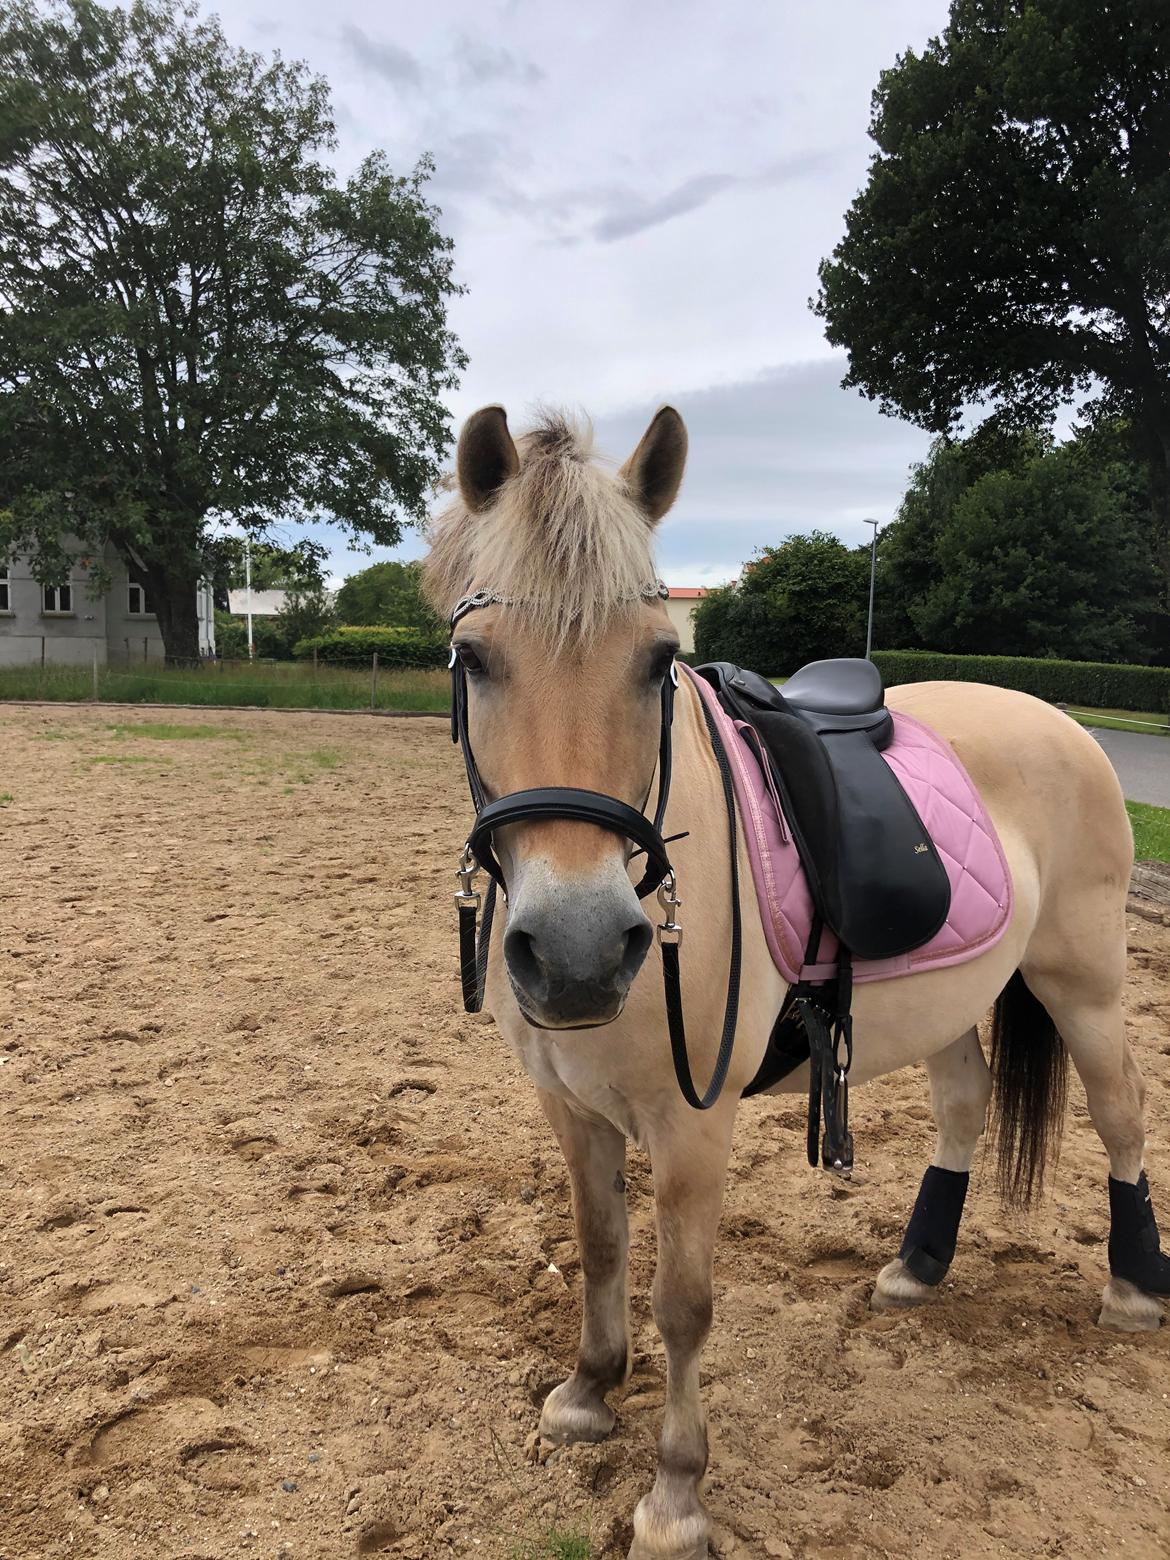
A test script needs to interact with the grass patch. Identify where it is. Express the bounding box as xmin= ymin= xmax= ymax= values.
xmin=511 ymin=1529 xmax=593 ymax=1560
xmin=84 ymin=753 xmax=171 ymax=767
xmin=0 ymin=791 xmax=12 ymax=805
xmin=0 ymin=659 xmax=450 ymax=713
xmin=1128 ymin=801 xmax=1170 ymax=863
xmin=1066 ymin=705 xmax=1169 ymax=736
xmin=108 ymin=721 xmax=245 ymax=742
